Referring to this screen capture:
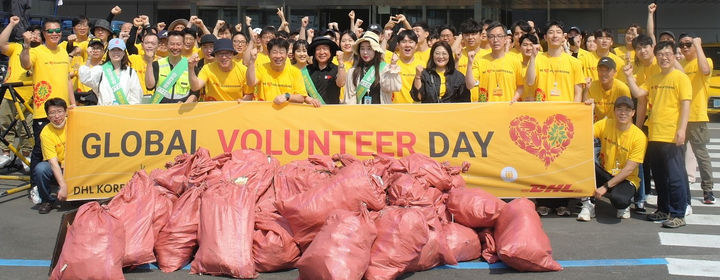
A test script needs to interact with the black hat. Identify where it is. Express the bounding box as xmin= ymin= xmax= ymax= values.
xmin=200 ymin=34 xmax=217 ymax=45
xmin=659 ymin=30 xmax=675 ymax=40
xmin=322 ymin=29 xmax=337 ymax=38
xmin=88 ymin=38 xmax=104 ymax=48
xmin=93 ymin=19 xmax=112 ymax=34
xmin=212 ymin=38 xmax=237 ymax=55
xmin=614 ymin=96 xmax=634 ymax=109
xmin=308 ymin=36 xmax=340 ymax=58
xmin=567 ymin=26 xmax=581 ymax=34
xmin=368 ymin=24 xmax=382 ymax=35
xmin=597 ymin=56 xmax=616 ymax=70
